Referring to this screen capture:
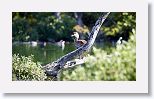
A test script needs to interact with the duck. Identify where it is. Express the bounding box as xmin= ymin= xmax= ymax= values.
xmin=30 ymin=41 xmax=37 ymax=47
xmin=56 ymin=40 xmax=65 ymax=50
xmin=39 ymin=42 xmax=47 ymax=48
xmin=71 ymin=32 xmax=87 ymax=49
xmin=71 ymin=32 xmax=87 ymax=59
